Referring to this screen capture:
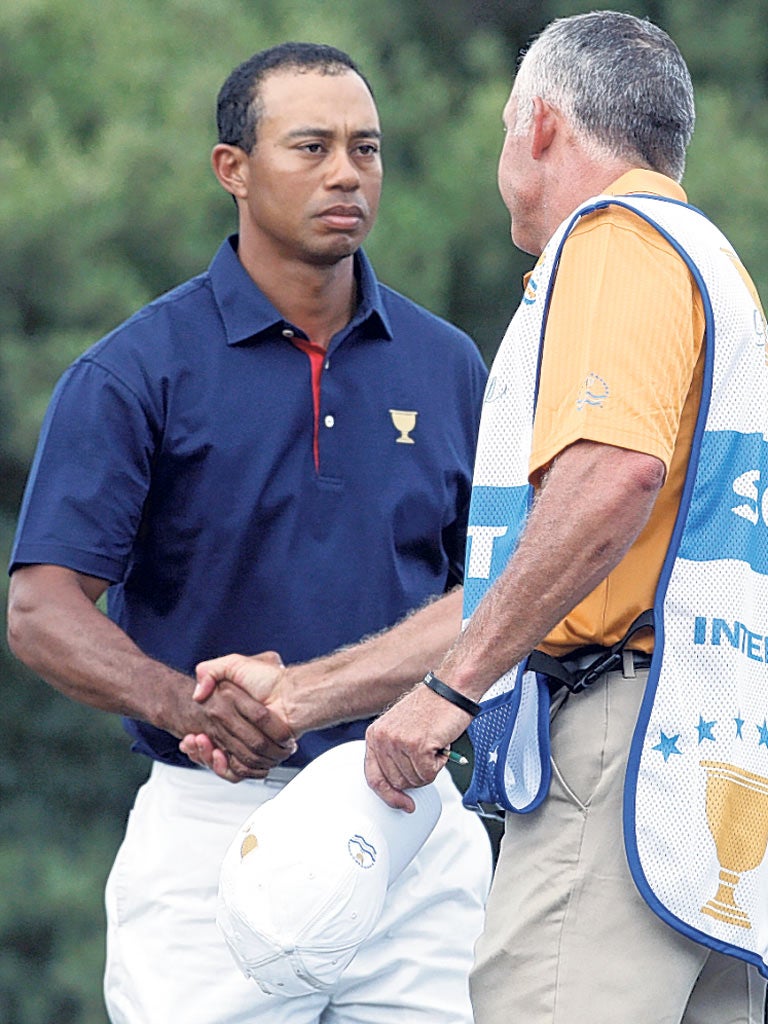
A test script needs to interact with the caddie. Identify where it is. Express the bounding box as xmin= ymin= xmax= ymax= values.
xmin=358 ymin=11 xmax=768 ymax=1024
